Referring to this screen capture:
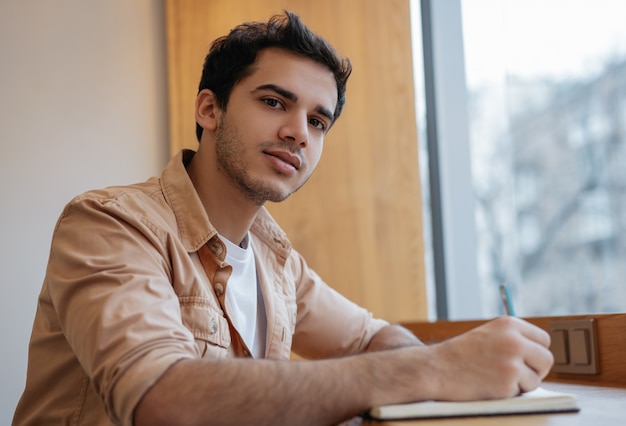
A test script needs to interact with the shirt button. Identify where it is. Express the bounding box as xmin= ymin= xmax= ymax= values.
xmin=209 ymin=319 xmax=218 ymax=334
xmin=210 ymin=241 xmax=224 ymax=255
xmin=214 ymin=283 xmax=225 ymax=296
